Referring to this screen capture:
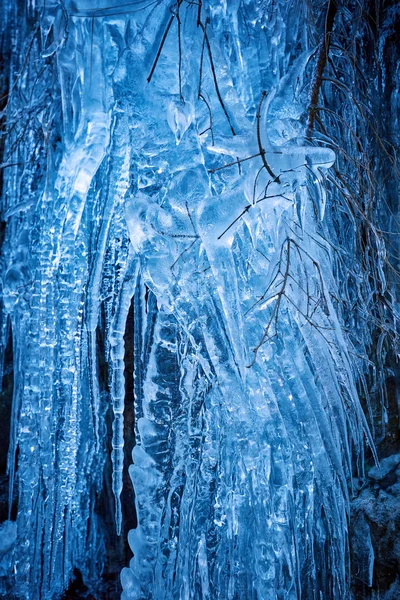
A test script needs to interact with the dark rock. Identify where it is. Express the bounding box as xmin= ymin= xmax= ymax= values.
xmin=351 ymin=454 xmax=400 ymax=599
